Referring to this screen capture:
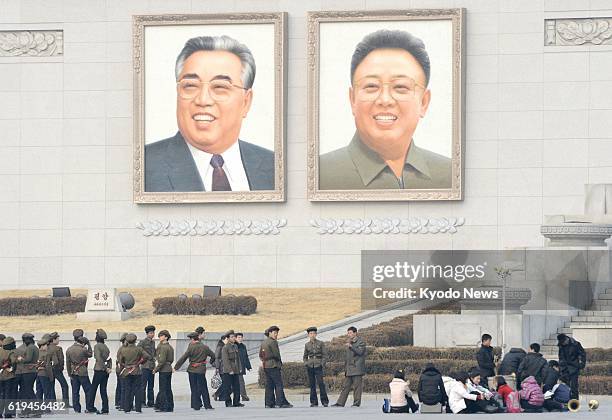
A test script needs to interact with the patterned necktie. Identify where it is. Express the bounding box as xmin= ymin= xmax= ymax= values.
xmin=210 ymin=154 xmax=232 ymax=191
